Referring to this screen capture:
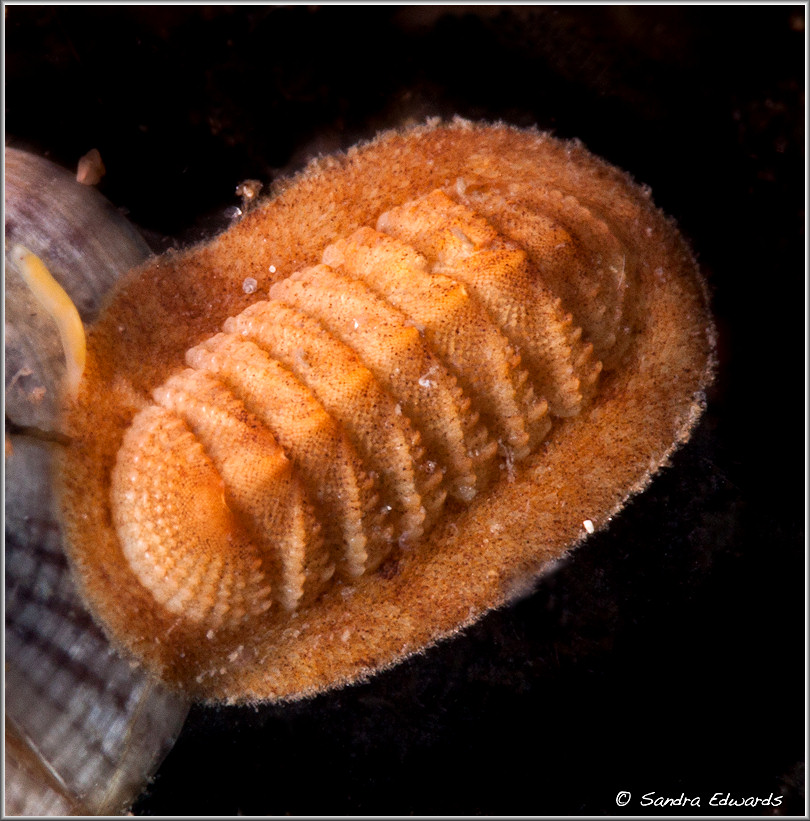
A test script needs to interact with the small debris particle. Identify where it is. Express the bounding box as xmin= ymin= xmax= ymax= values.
xmin=76 ymin=149 xmax=106 ymax=186
xmin=583 ymin=519 xmax=595 ymax=534
xmin=242 ymin=277 xmax=258 ymax=294
xmin=236 ymin=179 xmax=263 ymax=213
